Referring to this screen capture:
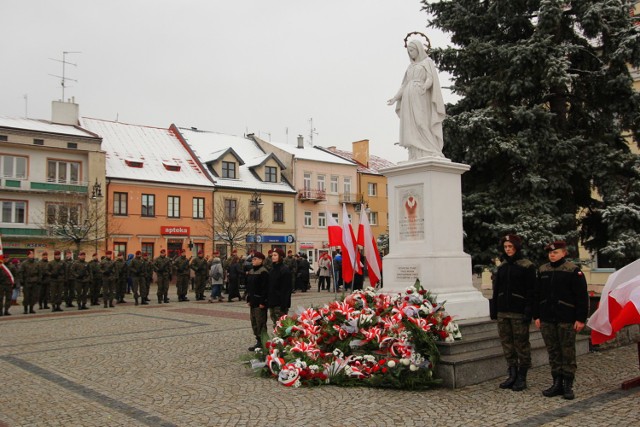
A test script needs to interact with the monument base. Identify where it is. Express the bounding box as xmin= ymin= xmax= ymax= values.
xmin=381 ymin=157 xmax=489 ymax=320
